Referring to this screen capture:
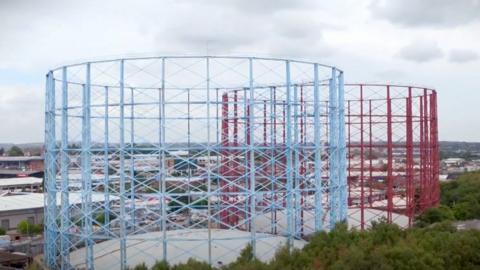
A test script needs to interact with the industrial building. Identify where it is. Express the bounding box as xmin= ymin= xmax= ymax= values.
xmin=0 ymin=192 xmax=115 ymax=231
xmin=0 ymin=156 xmax=44 ymax=178
xmin=0 ymin=177 xmax=43 ymax=192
